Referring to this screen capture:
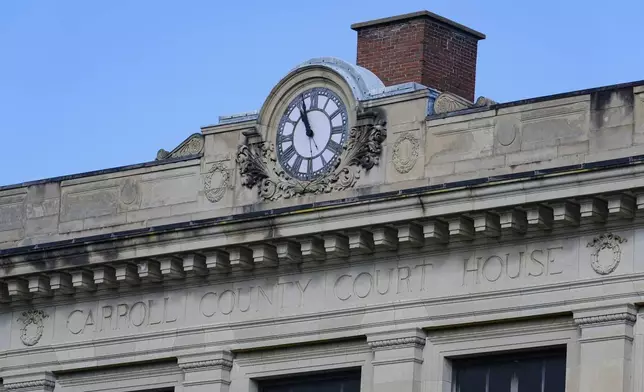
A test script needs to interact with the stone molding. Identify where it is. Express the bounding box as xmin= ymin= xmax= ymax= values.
xmin=2 ymin=166 xmax=644 ymax=303
xmin=574 ymin=312 xmax=637 ymax=326
xmin=178 ymin=358 xmax=233 ymax=371
xmin=3 ymin=380 xmax=55 ymax=392
xmin=368 ymin=336 xmax=426 ymax=350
